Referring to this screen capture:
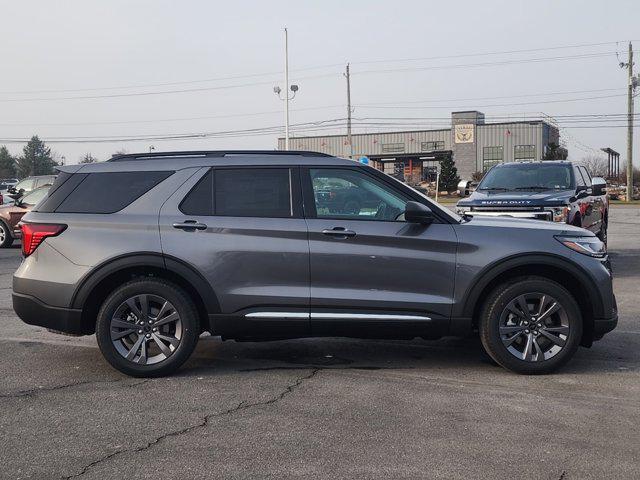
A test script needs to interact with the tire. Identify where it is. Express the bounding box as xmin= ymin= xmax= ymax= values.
xmin=96 ymin=278 xmax=200 ymax=377
xmin=0 ymin=221 xmax=13 ymax=248
xmin=479 ymin=276 xmax=583 ymax=375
